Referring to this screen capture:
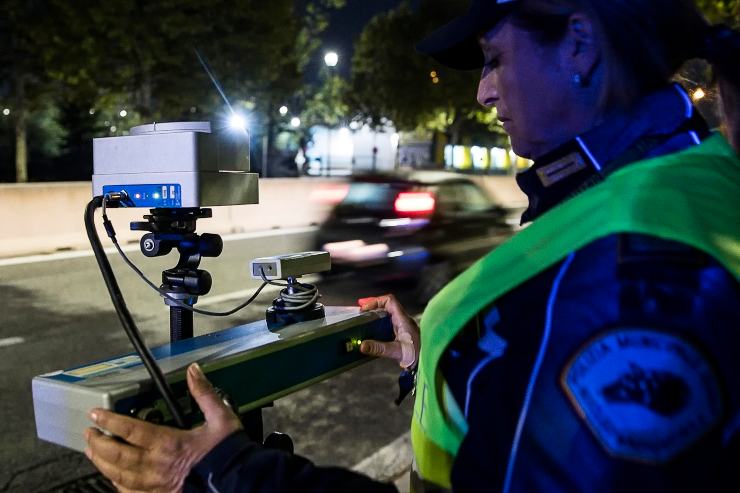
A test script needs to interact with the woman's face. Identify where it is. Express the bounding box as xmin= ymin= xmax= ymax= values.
xmin=477 ymin=19 xmax=590 ymax=159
